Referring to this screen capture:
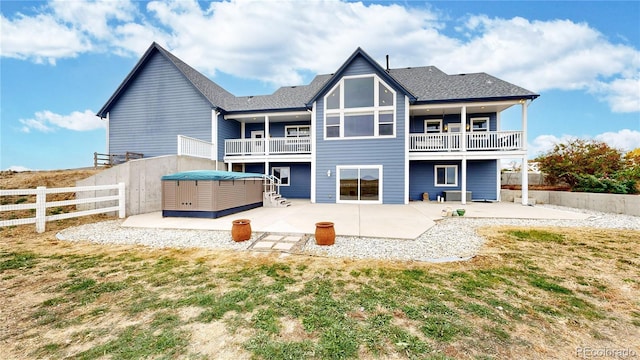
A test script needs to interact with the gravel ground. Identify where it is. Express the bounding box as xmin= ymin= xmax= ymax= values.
xmin=57 ymin=205 xmax=639 ymax=262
